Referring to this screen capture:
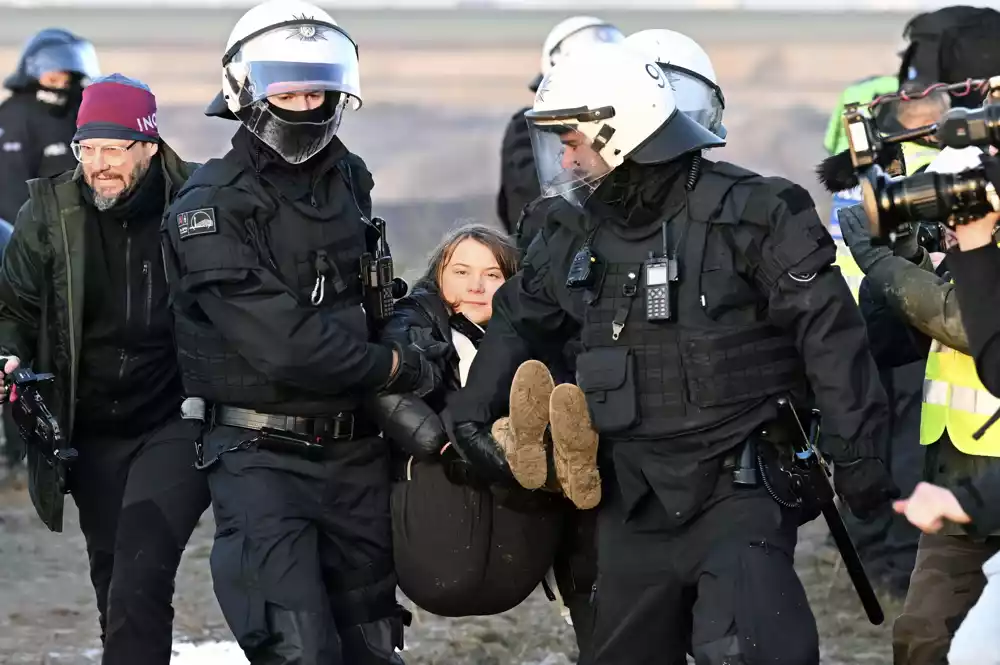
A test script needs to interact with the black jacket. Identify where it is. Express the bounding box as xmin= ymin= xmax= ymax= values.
xmin=0 ymin=91 xmax=79 ymax=224
xmin=453 ymin=157 xmax=888 ymax=466
xmin=373 ymin=280 xmax=465 ymax=459
xmin=74 ymin=156 xmax=183 ymax=434
xmin=163 ymin=129 xmax=392 ymax=415
xmin=496 ymin=106 xmax=539 ymax=239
